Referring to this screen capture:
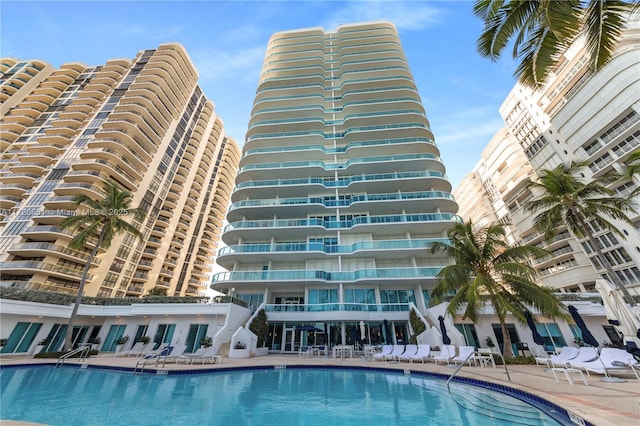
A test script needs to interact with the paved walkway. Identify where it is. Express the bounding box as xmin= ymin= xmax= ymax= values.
xmin=1 ymin=353 xmax=639 ymax=425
